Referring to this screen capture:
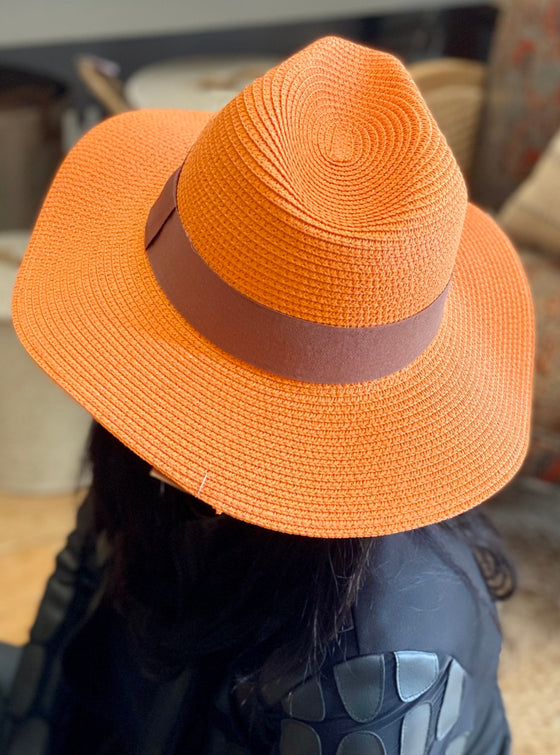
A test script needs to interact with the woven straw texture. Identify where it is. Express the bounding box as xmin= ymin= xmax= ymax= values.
xmin=12 ymin=37 xmax=534 ymax=537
